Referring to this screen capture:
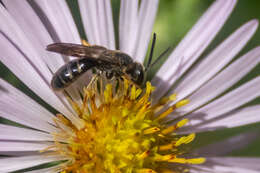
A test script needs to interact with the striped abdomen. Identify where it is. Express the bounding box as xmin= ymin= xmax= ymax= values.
xmin=51 ymin=58 xmax=96 ymax=90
